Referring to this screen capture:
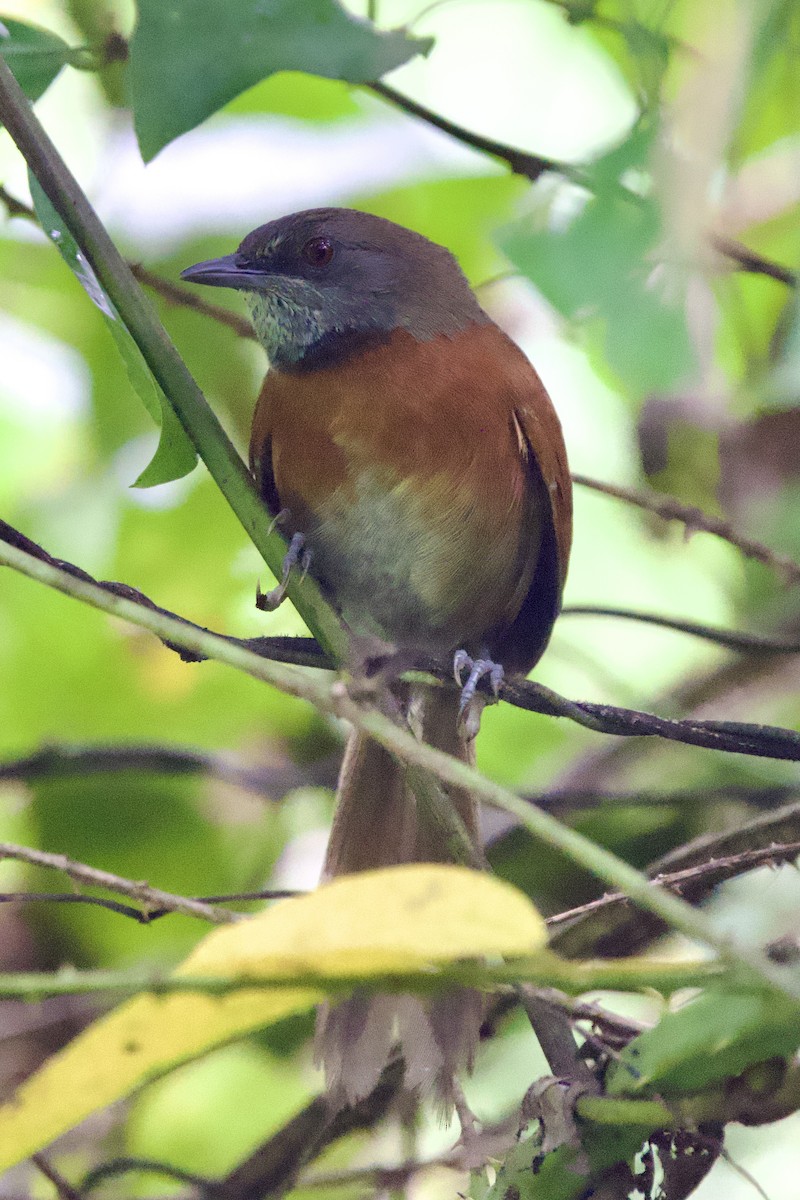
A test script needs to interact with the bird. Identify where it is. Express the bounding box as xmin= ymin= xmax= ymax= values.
xmin=181 ymin=207 xmax=572 ymax=1108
